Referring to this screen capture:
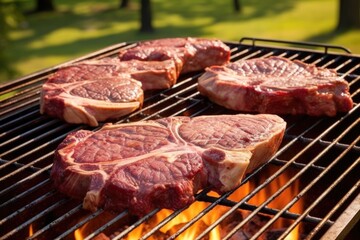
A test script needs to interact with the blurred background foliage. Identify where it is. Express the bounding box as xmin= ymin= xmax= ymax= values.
xmin=1 ymin=0 xmax=359 ymax=83
xmin=0 ymin=0 xmax=25 ymax=79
